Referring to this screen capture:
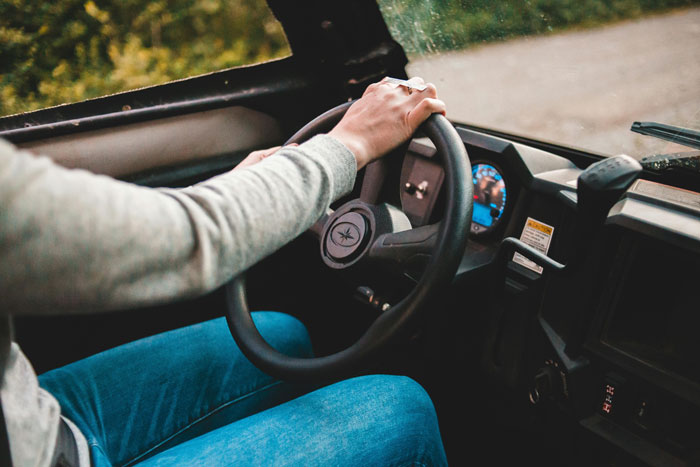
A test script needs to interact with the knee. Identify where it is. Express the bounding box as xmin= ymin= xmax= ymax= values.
xmin=387 ymin=375 xmax=434 ymax=410
xmin=378 ymin=376 xmax=447 ymax=466
xmin=333 ymin=375 xmax=448 ymax=466
xmin=365 ymin=375 xmax=440 ymax=430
